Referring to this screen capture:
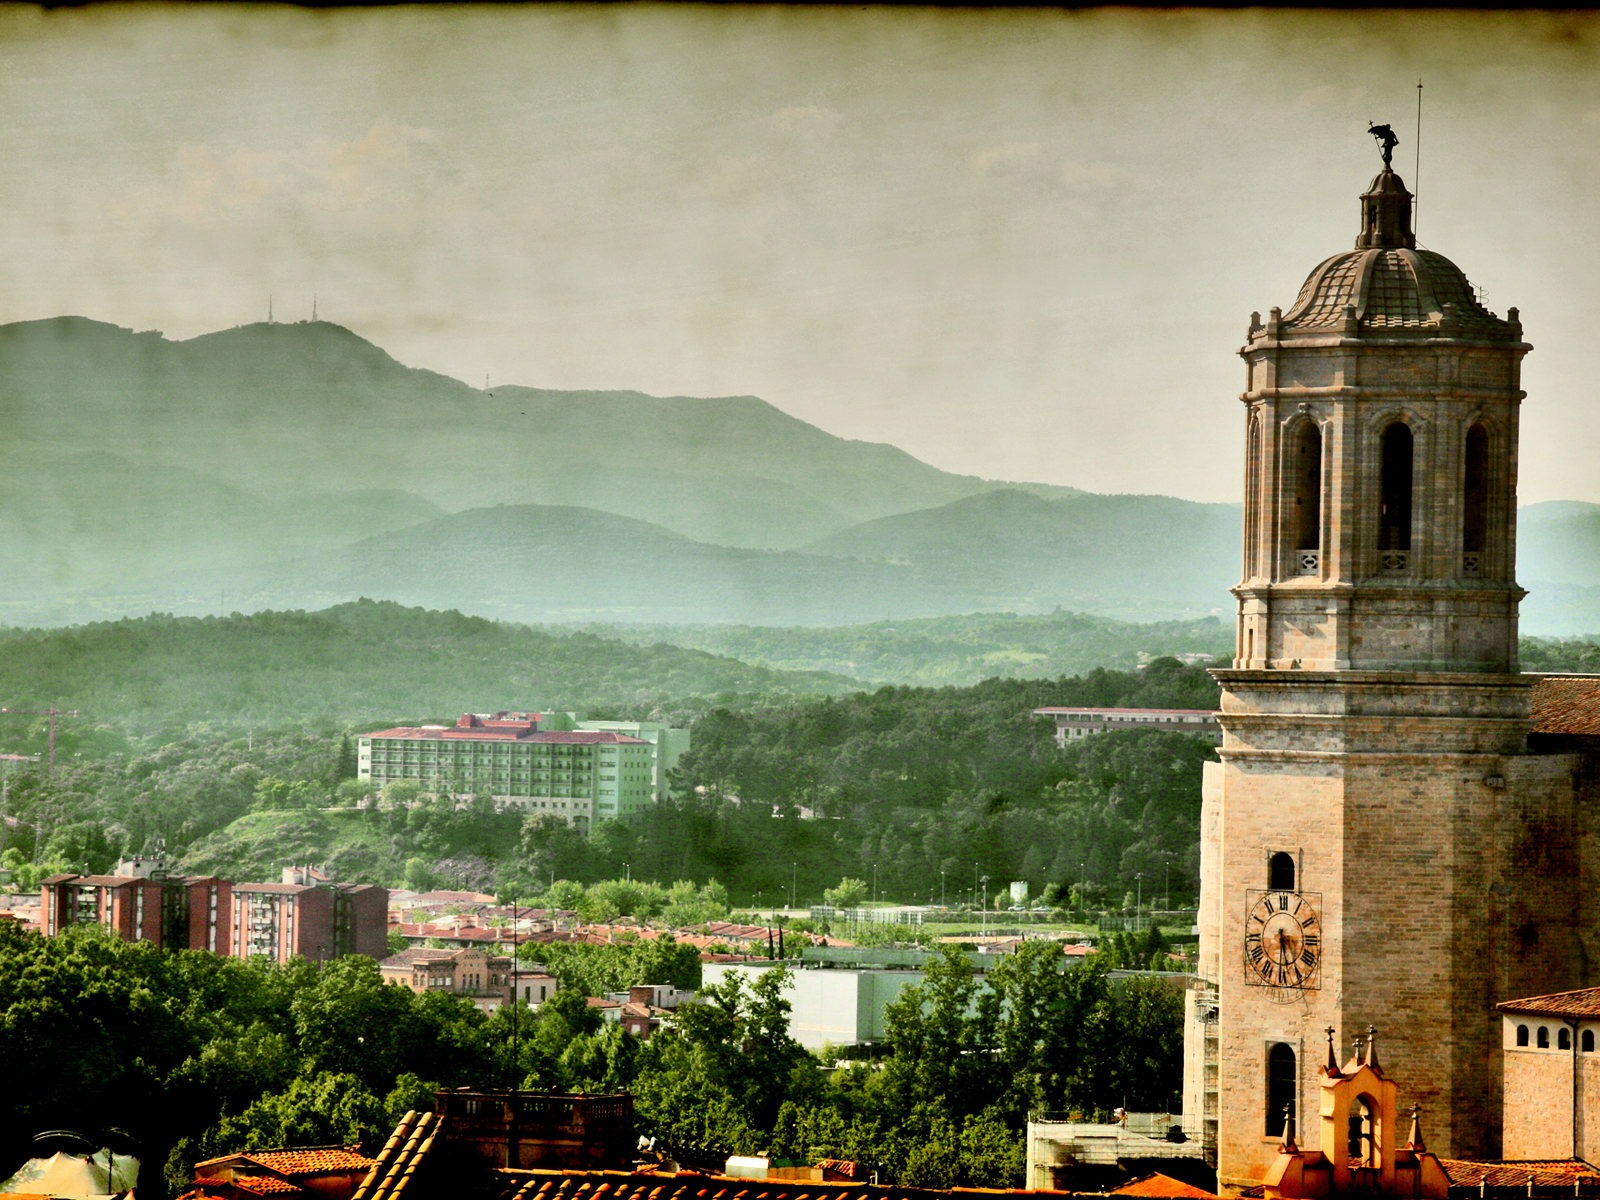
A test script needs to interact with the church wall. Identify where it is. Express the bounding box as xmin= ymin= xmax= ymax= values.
xmin=1208 ymin=751 xmax=1344 ymax=1186
xmin=1204 ymin=673 xmax=1582 ymax=1182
